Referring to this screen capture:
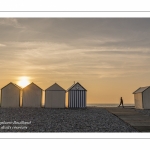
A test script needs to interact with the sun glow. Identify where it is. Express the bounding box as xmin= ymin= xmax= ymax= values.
xmin=17 ymin=76 xmax=30 ymax=88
